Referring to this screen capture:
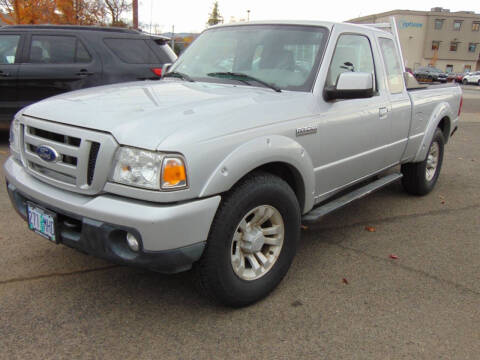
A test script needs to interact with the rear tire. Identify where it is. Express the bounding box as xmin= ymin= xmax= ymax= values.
xmin=401 ymin=128 xmax=444 ymax=196
xmin=195 ymin=172 xmax=301 ymax=307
